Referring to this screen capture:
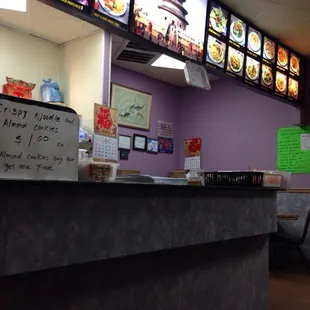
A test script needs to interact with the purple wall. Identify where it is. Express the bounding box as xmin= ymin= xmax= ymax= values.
xmin=111 ymin=65 xmax=180 ymax=176
xmin=178 ymin=80 xmax=310 ymax=188
xmin=112 ymin=65 xmax=310 ymax=187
